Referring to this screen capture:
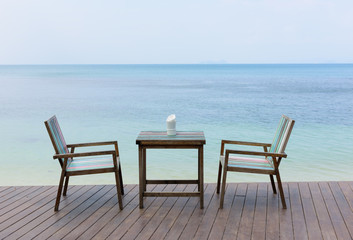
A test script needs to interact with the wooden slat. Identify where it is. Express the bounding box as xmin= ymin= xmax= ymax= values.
xmin=236 ymin=183 xmax=257 ymax=240
xmin=64 ymin=184 xmax=136 ymax=240
xmin=101 ymin=184 xmax=166 ymax=240
xmin=0 ymin=187 xmax=9 ymax=193
xmin=119 ymin=184 xmax=177 ymax=240
xmin=222 ymin=183 xmax=247 ymax=240
xmin=74 ymin=184 xmax=139 ymax=240
xmin=279 ymin=183 xmax=294 ymax=240
xmin=0 ymin=186 xmax=35 ymax=205
xmin=135 ymin=184 xmax=186 ymax=240
xmin=15 ymin=185 xmax=104 ymax=240
xmin=193 ymin=183 xmax=222 ymax=239
xmin=91 ymin=184 xmax=159 ymax=240
xmin=329 ymin=182 xmax=353 ymax=239
xmin=338 ymin=181 xmax=353 ymax=211
xmin=0 ymin=187 xmax=17 ymax=197
xmin=2 ymin=185 xmax=86 ymax=239
xmin=50 ymin=185 xmax=134 ymax=239
xmin=208 ymin=183 xmax=237 ymax=239
xmin=0 ymin=186 xmax=51 ymax=218
xmin=0 ymin=186 xmax=56 ymax=231
xmin=149 ymin=185 xmax=197 ymax=240
xmin=350 ymin=182 xmax=353 ymax=198
xmin=51 ymin=186 xmax=132 ymax=239
xmin=319 ymin=182 xmax=351 ymax=240
xmin=164 ymin=185 xmax=207 ymax=239
xmin=251 ymin=183 xmax=268 ymax=240
xmin=298 ymin=182 xmax=323 ymax=240
xmin=36 ymin=185 xmax=114 ymax=239
xmin=288 ymin=182 xmax=308 ymax=240
xmin=177 ymin=183 xmax=214 ymax=239
xmin=0 ymin=182 xmax=351 ymax=240
xmin=309 ymin=182 xmax=337 ymax=240
xmin=266 ymin=182 xmax=280 ymax=240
